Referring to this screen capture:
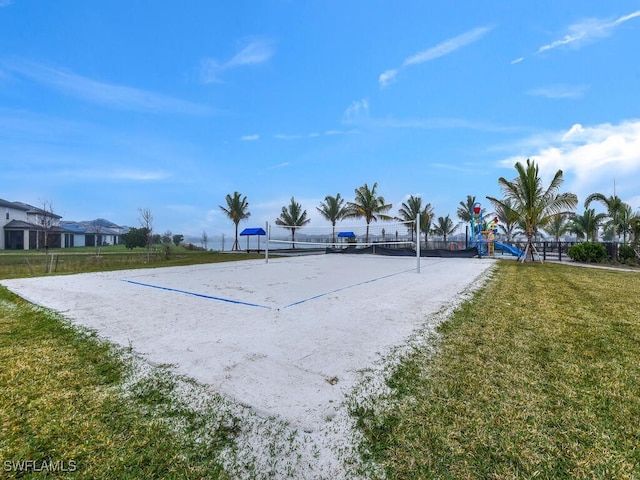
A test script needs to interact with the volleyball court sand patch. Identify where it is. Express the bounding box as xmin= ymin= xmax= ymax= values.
xmin=1 ymin=254 xmax=494 ymax=431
